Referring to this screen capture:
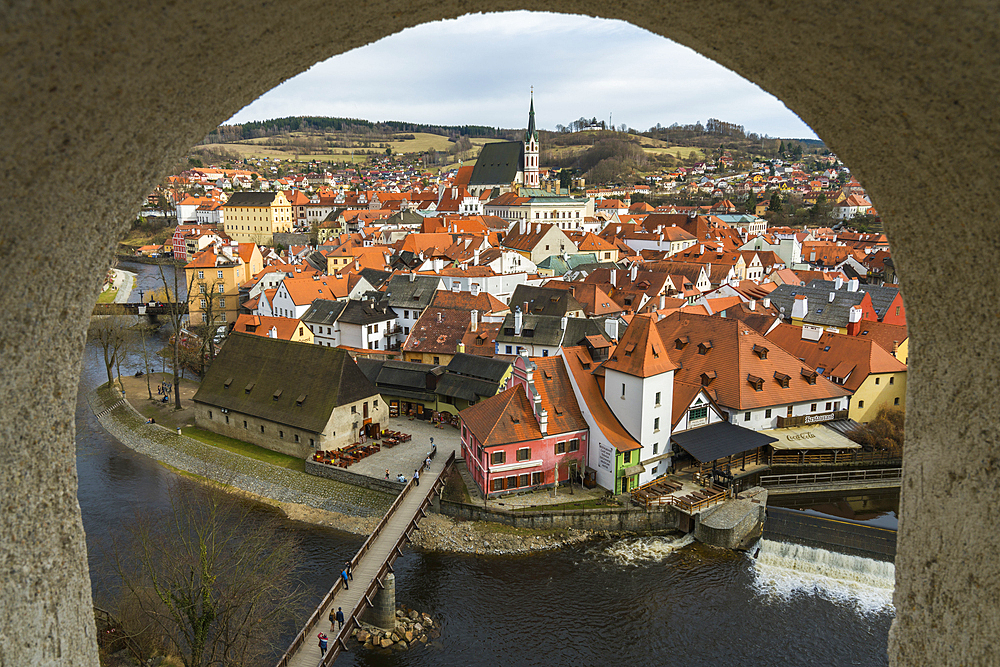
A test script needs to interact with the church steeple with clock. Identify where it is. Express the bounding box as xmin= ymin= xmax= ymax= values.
xmin=523 ymin=91 xmax=540 ymax=189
